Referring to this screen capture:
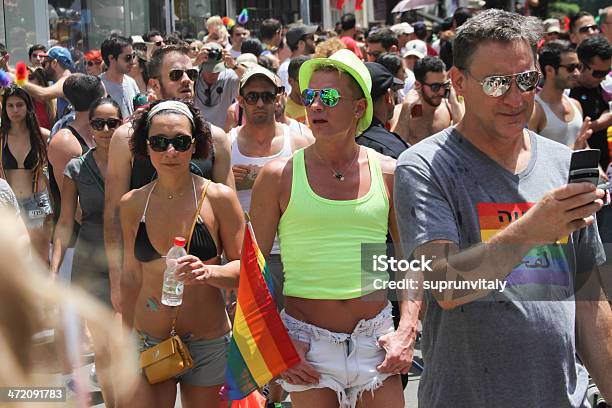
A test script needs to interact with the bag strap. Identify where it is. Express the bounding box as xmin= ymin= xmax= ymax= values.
xmin=169 ymin=179 xmax=212 ymax=335
xmin=79 ymin=154 xmax=105 ymax=194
